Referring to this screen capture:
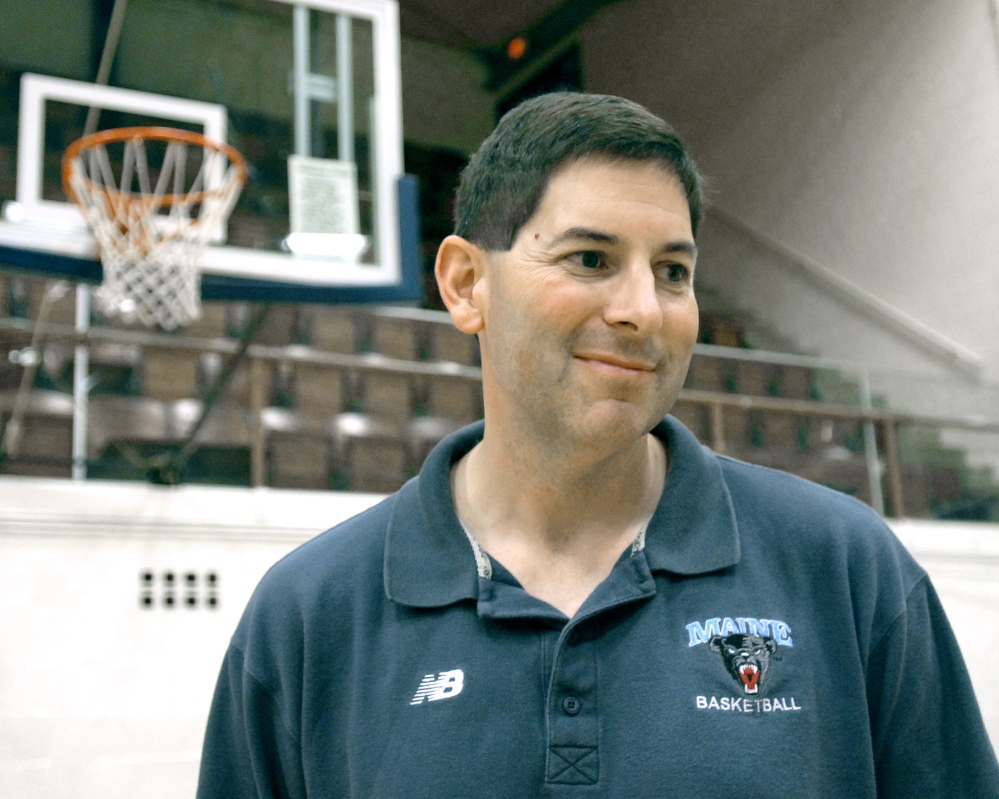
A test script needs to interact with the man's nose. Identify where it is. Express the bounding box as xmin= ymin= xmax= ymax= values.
xmin=603 ymin=263 xmax=663 ymax=335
